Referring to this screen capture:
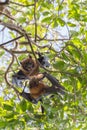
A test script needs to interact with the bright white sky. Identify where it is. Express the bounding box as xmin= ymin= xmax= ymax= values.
xmin=0 ymin=25 xmax=11 ymax=43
